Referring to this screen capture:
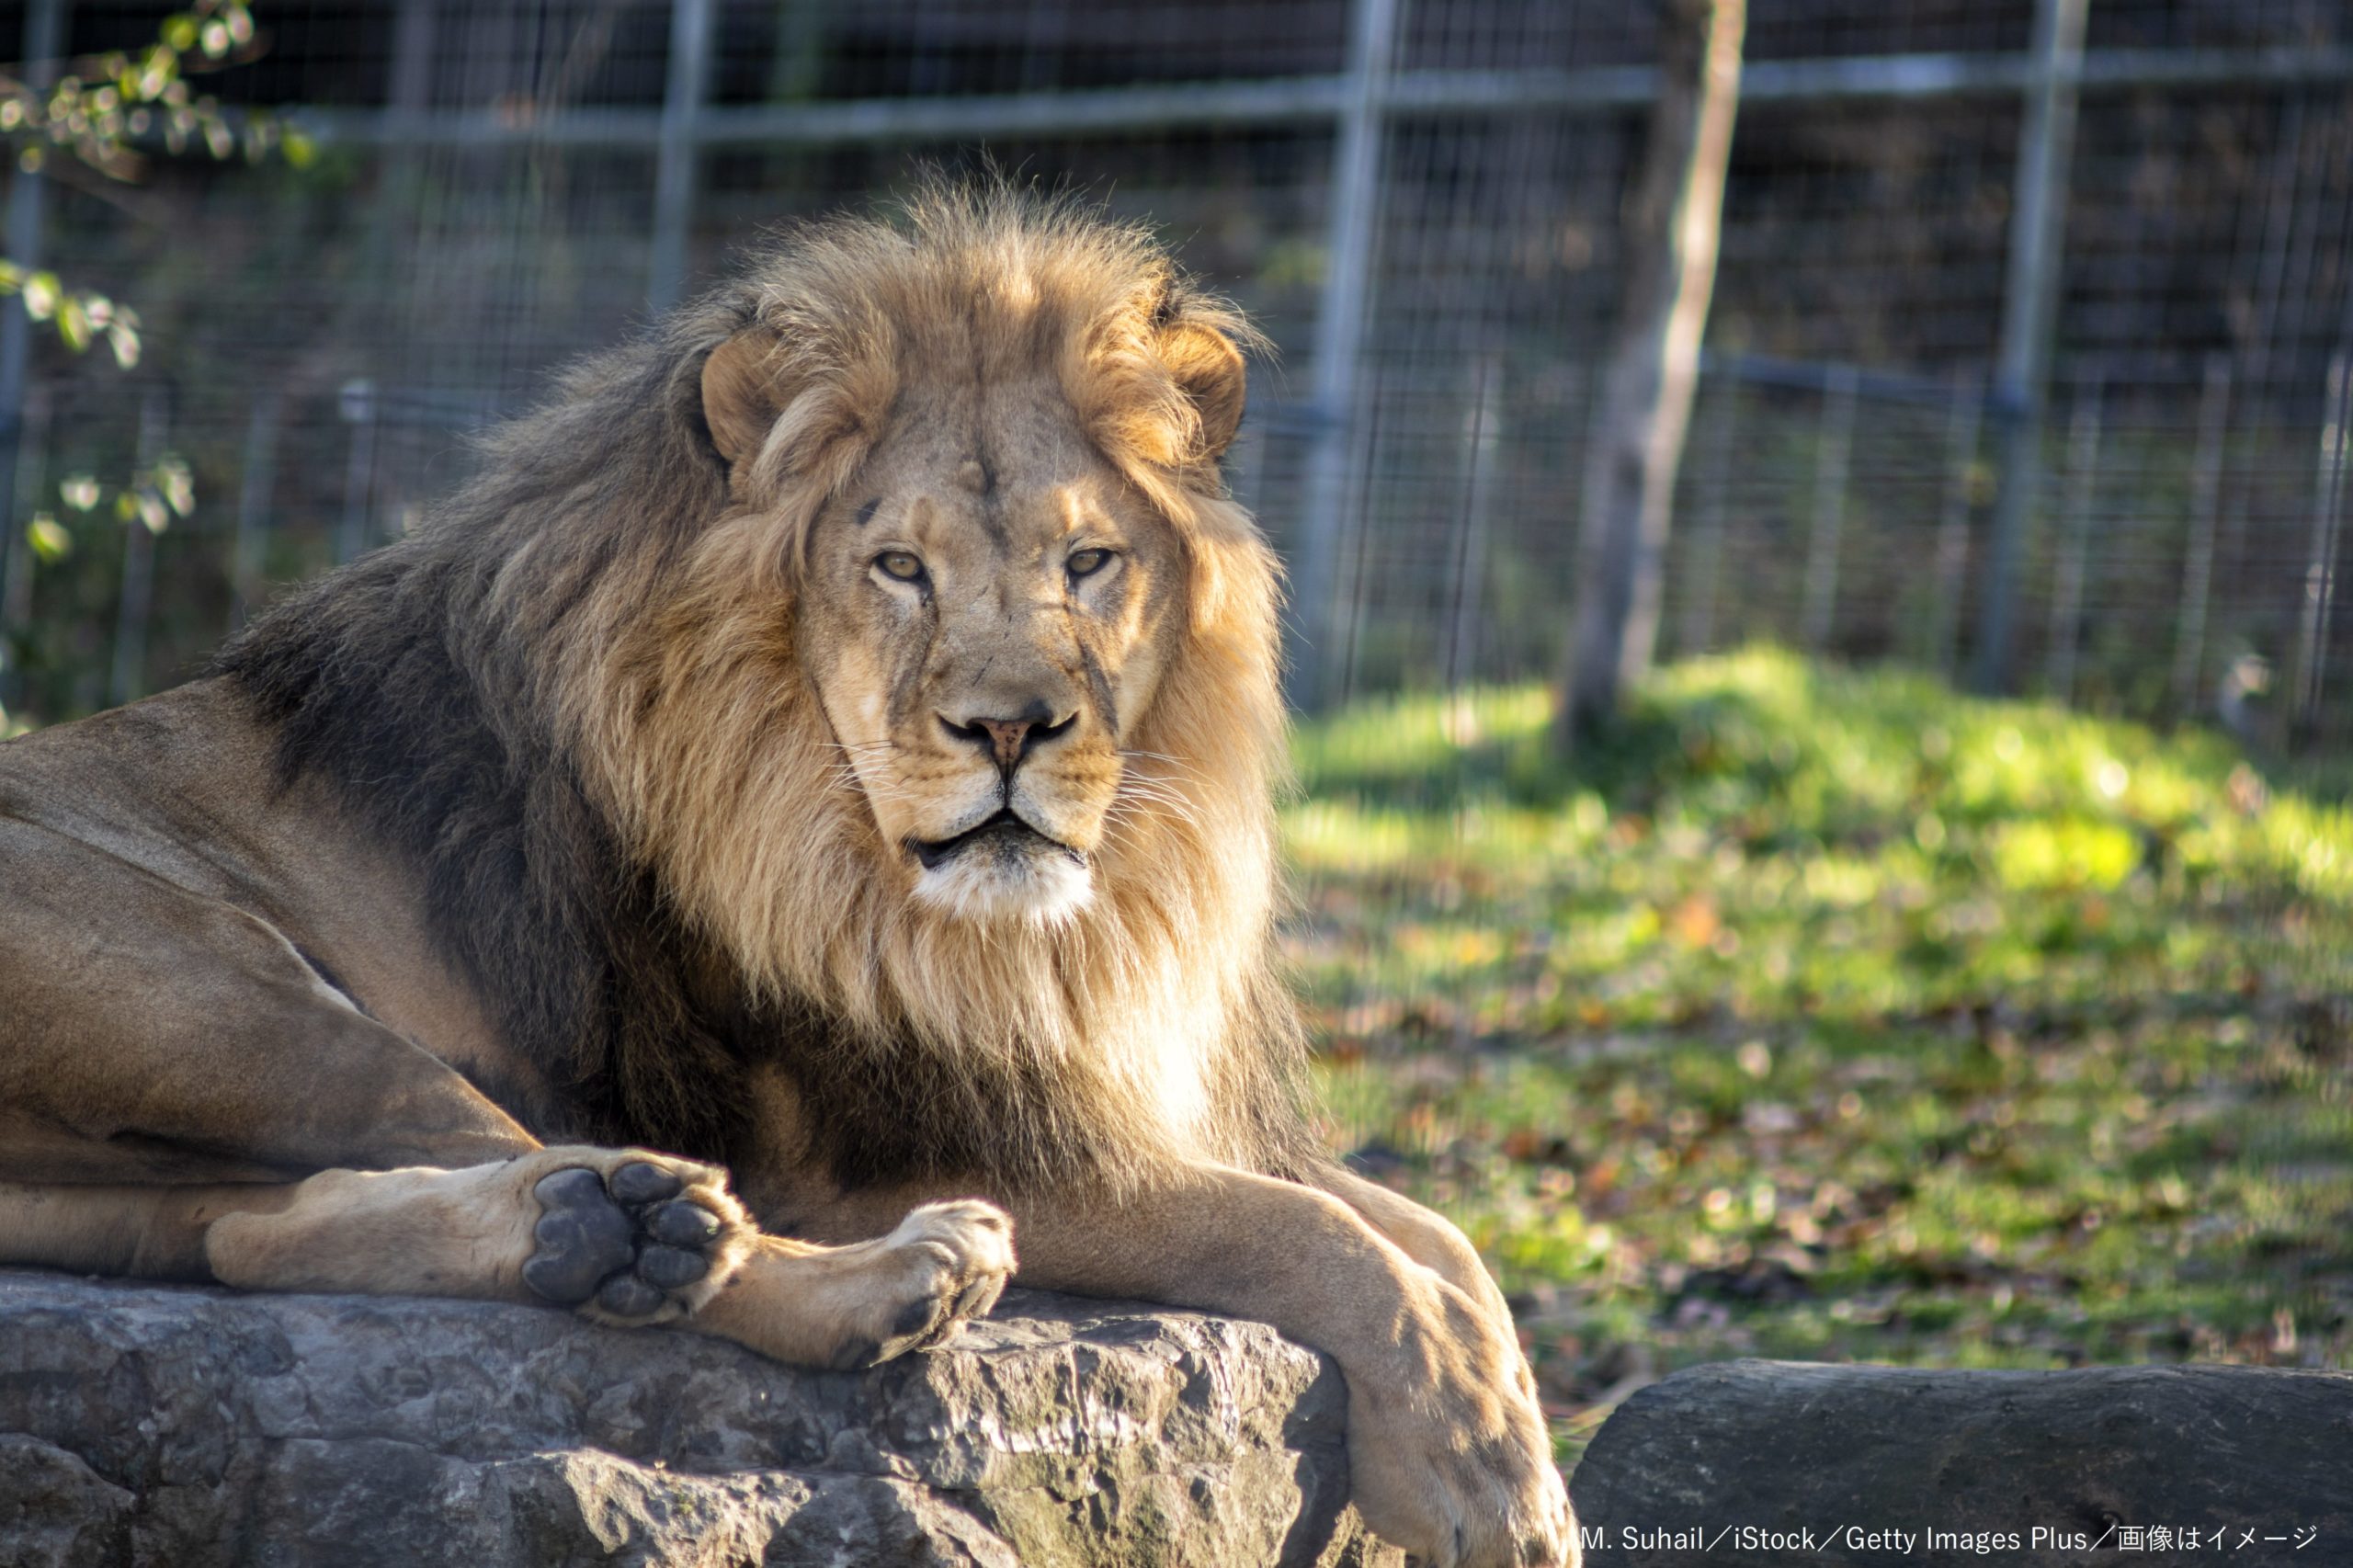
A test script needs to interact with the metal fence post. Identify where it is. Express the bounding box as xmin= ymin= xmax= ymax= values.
xmin=336 ymin=379 xmax=379 ymax=564
xmin=1801 ymin=363 xmax=1858 ymax=651
xmin=2291 ymin=351 xmax=2351 ymax=733
xmin=108 ymin=388 xmax=169 ymax=707
xmin=1287 ymin=0 xmax=1397 ymax=710
xmin=2044 ymin=376 xmax=2101 ymax=700
xmin=229 ymin=392 xmax=283 ymax=631
xmin=1971 ymin=0 xmax=2088 ymax=696
xmin=0 ymin=386 xmax=49 ymax=712
xmin=1443 ymin=353 xmax=1500 ymax=694
xmin=1677 ymin=376 xmax=1739 ymax=658
xmin=647 ymin=0 xmax=716 ymax=314
xmin=2170 ymin=357 xmax=2231 ymax=714
xmin=1928 ymin=374 xmax=1982 ymax=676
xmin=0 ymin=0 xmax=69 ymax=687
